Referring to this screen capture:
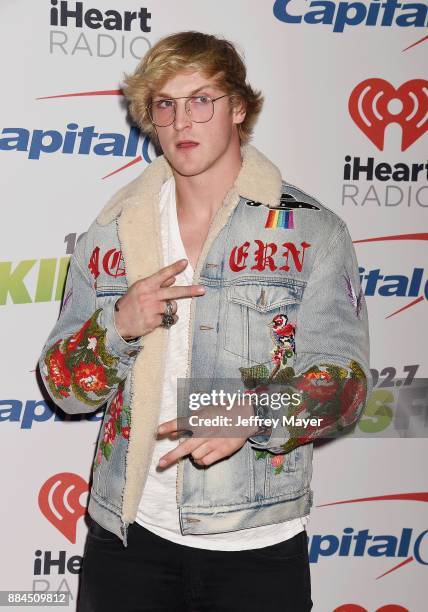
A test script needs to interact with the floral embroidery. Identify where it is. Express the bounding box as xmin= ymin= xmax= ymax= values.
xmin=279 ymin=360 xmax=367 ymax=454
xmin=269 ymin=314 xmax=296 ymax=378
xmin=93 ymin=382 xmax=131 ymax=471
xmin=255 ymin=449 xmax=287 ymax=475
xmin=244 ymin=359 xmax=367 ymax=461
xmin=239 ymin=362 xmax=295 ymax=389
xmin=44 ymin=308 xmax=122 ymax=406
xmin=238 ymin=314 xmax=296 ymax=389
xmin=295 ymin=369 xmax=338 ymax=401
xmin=74 ymin=362 xmax=107 ymax=392
xmin=46 ymin=347 xmax=72 ymax=395
xmin=87 ymin=336 xmax=97 ymax=351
